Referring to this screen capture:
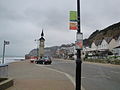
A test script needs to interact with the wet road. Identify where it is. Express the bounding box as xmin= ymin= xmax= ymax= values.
xmin=45 ymin=59 xmax=120 ymax=90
